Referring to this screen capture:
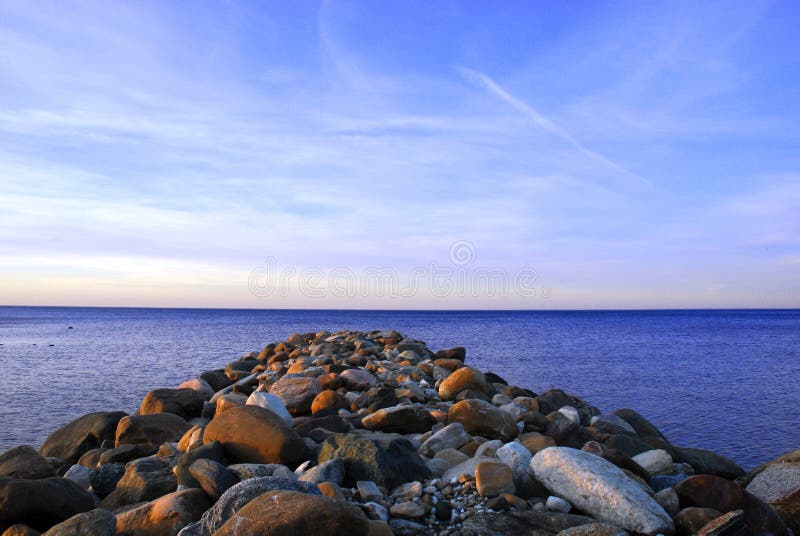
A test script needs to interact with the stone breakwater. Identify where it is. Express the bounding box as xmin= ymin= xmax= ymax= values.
xmin=0 ymin=330 xmax=797 ymax=536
